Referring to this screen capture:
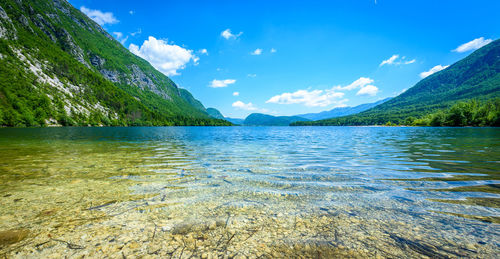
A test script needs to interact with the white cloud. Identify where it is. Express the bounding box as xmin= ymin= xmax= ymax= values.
xmin=113 ymin=32 xmax=123 ymax=39
xmin=232 ymin=101 xmax=269 ymax=113
xmin=232 ymin=101 xmax=257 ymax=111
xmin=192 ymin=56 xmax=200 ymax=66
xmin=221 ymin=29 xmax=243 ymax=40
xmin=129 ymin=36 xmax=198 ymax=76
xmin=453 ymin=37 xmax=493 ymax=53
xmin=80 ymin=6 xmax=118 ymax=26
xmin=270 ymin=48 xmax=277 ymax=53
xmin=247 ymin=74 xmax=257 ymax=78
xmin=266 ymin=89 xmax=345 ymax=107
xmin=380 ymin=54 xmax=399 ymax=66
xmin=112 ymin=32 xmax=128 ymax=44
xmin=209 ymin=79 xmax=236 ymax=88
xmin=233 ymin=92 xmax=240 ymax=96
xmin=380 ymin=54 xmax=416 ymax=66
xmin=131 ymin=28 xmax=142 ymax=37
xmin=334 ymin=77 xmax=374 ymax=91
xmin=266 ymin=77 xmax=378 ymax=107
xmin=419 ymin=65 xmax=449 ymax=78
xmin=356 ymin=85 xmax=379 ymax=96
xmin=251 ymin=48 xmax=263 ymax=55
xmin=198 ymin=49 xmax=208 ymax=55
